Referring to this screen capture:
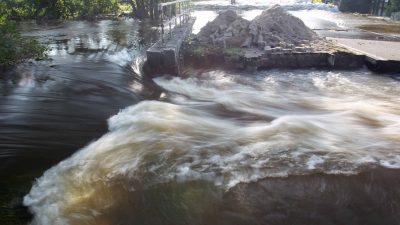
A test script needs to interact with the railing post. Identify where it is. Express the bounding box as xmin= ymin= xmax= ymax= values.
xmin=183 ymin=1 xmax=186 ymax=24
xmin=174 ymin=3 xmax=177 ymax=27
xmin=179 ymin=2 xmax=182 ymax=26
xmin=169 ymin=5 xmax=172 ymax=39
xmin=160 ymin=5 xmax=164 ymax=44
xmin=157 ymin=0 xmax=192 ymax=43
xmin=185 ymin=1 xmax=188 ymax=23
